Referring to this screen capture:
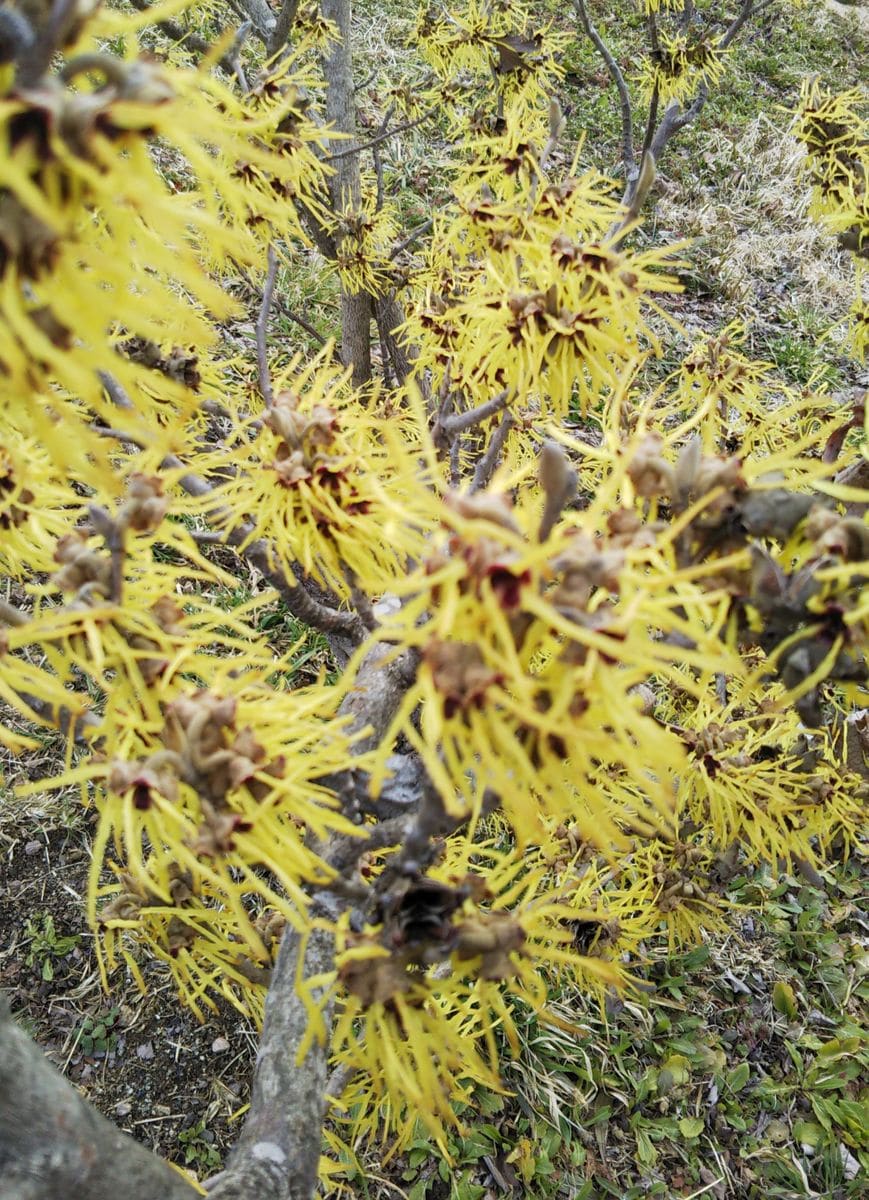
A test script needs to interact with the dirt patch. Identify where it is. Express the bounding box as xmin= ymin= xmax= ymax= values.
xmin=0 ymin=818 xmax=255 ymax=1177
